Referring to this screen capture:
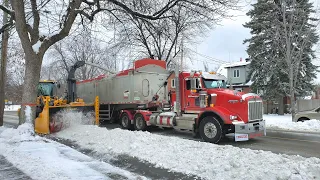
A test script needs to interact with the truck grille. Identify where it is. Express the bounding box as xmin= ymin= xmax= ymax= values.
xmin=248 ymin=101 xmax=263 ymax=121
